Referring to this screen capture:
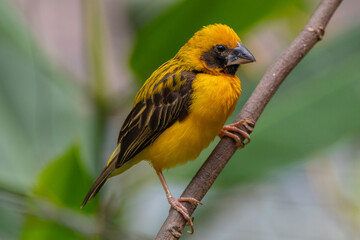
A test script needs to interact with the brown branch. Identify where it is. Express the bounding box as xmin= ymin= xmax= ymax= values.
xmin=155 ymin=0 xmax=343 ymax=239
